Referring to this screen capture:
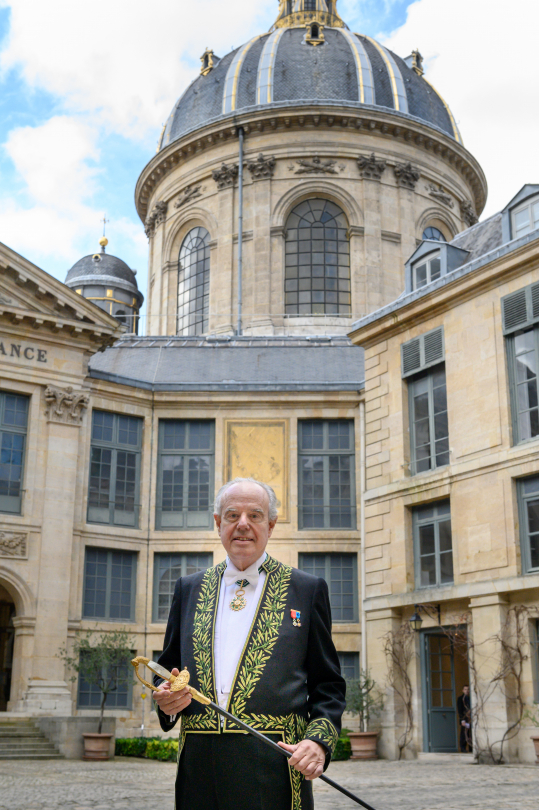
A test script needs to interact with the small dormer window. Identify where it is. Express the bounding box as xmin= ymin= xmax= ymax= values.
xmin=200 ymin=48 xmax=215 ymax=76
xmin=413 ymin=252 xmax=441 ymax=290
xmin=512 ymin=194 xmax=539 ymax=239
xmin=305 ymin=21 xmax=325 ymax=46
